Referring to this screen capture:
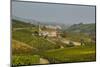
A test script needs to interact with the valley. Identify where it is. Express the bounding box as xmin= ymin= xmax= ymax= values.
xmin=12 ymin=19 xmax=96 ymax=66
